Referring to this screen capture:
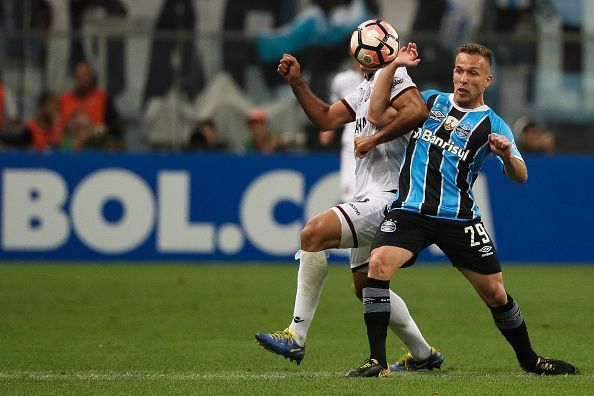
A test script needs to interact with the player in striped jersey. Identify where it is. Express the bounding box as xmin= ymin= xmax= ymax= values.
xmin=256 ymin=44 xmax=444 ymax=374
xmin=346 ymin=43 xmax=578 ymax=377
